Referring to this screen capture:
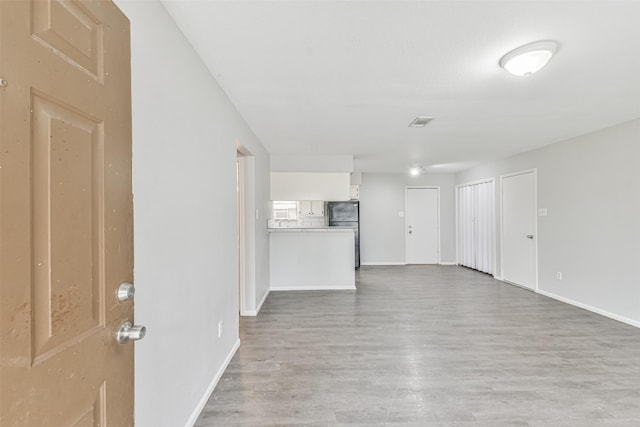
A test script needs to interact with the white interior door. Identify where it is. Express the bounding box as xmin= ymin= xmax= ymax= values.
xmin=501 ymin=171 xmax=536 ymax=290
xmin=406 ymin=188 xmax=439 ymax=264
